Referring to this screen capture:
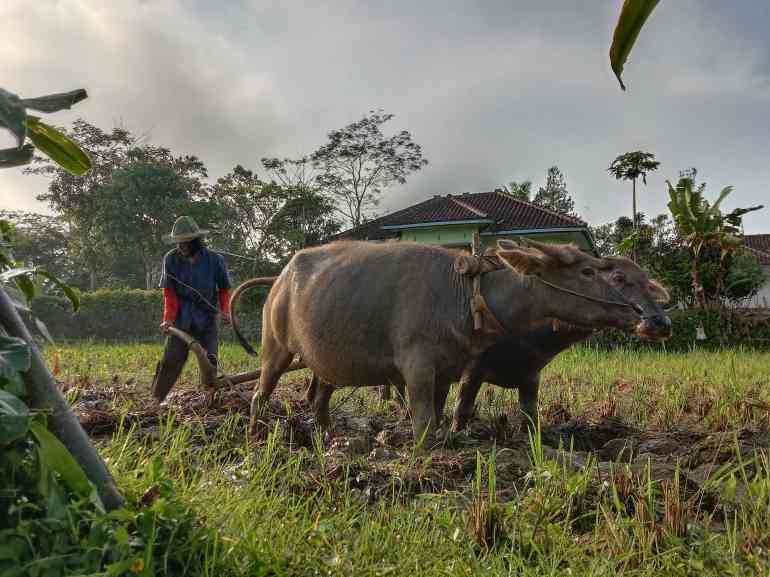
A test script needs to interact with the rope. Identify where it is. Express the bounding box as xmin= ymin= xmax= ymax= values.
xmin=534 ymin=277 xmax=640 ymax=312
xmin=209 ymin=247 xmax=262 ymax=262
